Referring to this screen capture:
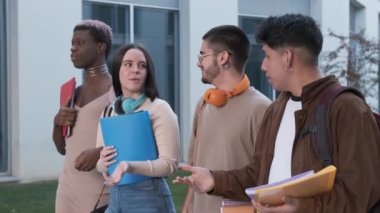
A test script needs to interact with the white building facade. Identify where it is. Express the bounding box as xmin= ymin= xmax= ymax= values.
xmin=0 ymin=0 xmax=379 ymax=182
